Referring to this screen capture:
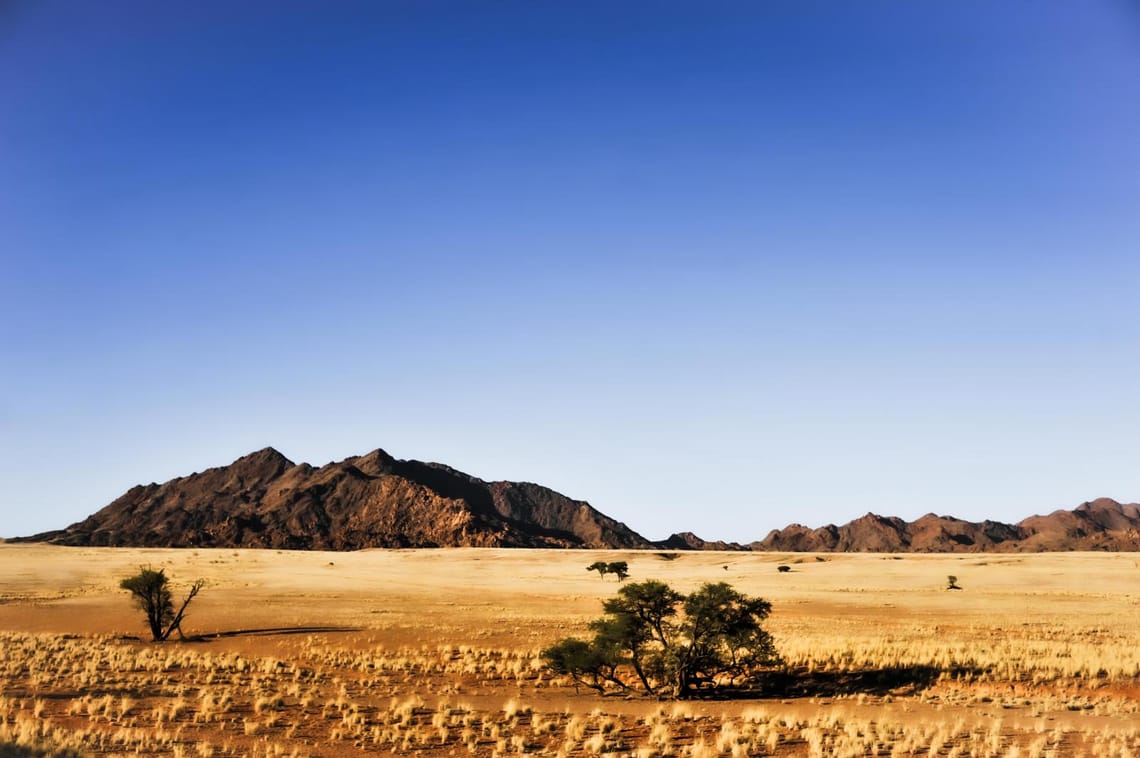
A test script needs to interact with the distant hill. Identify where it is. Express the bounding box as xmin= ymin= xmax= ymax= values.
xmin=15 ymin=447 xmax=1139 ymax=552
xmin=656 ymin=531 xmax=750 ymax=552
xmin=753 ymin=498 xmax=1140 ymax=552
xmin=22 ymin=447 xmax=654 ymax=550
